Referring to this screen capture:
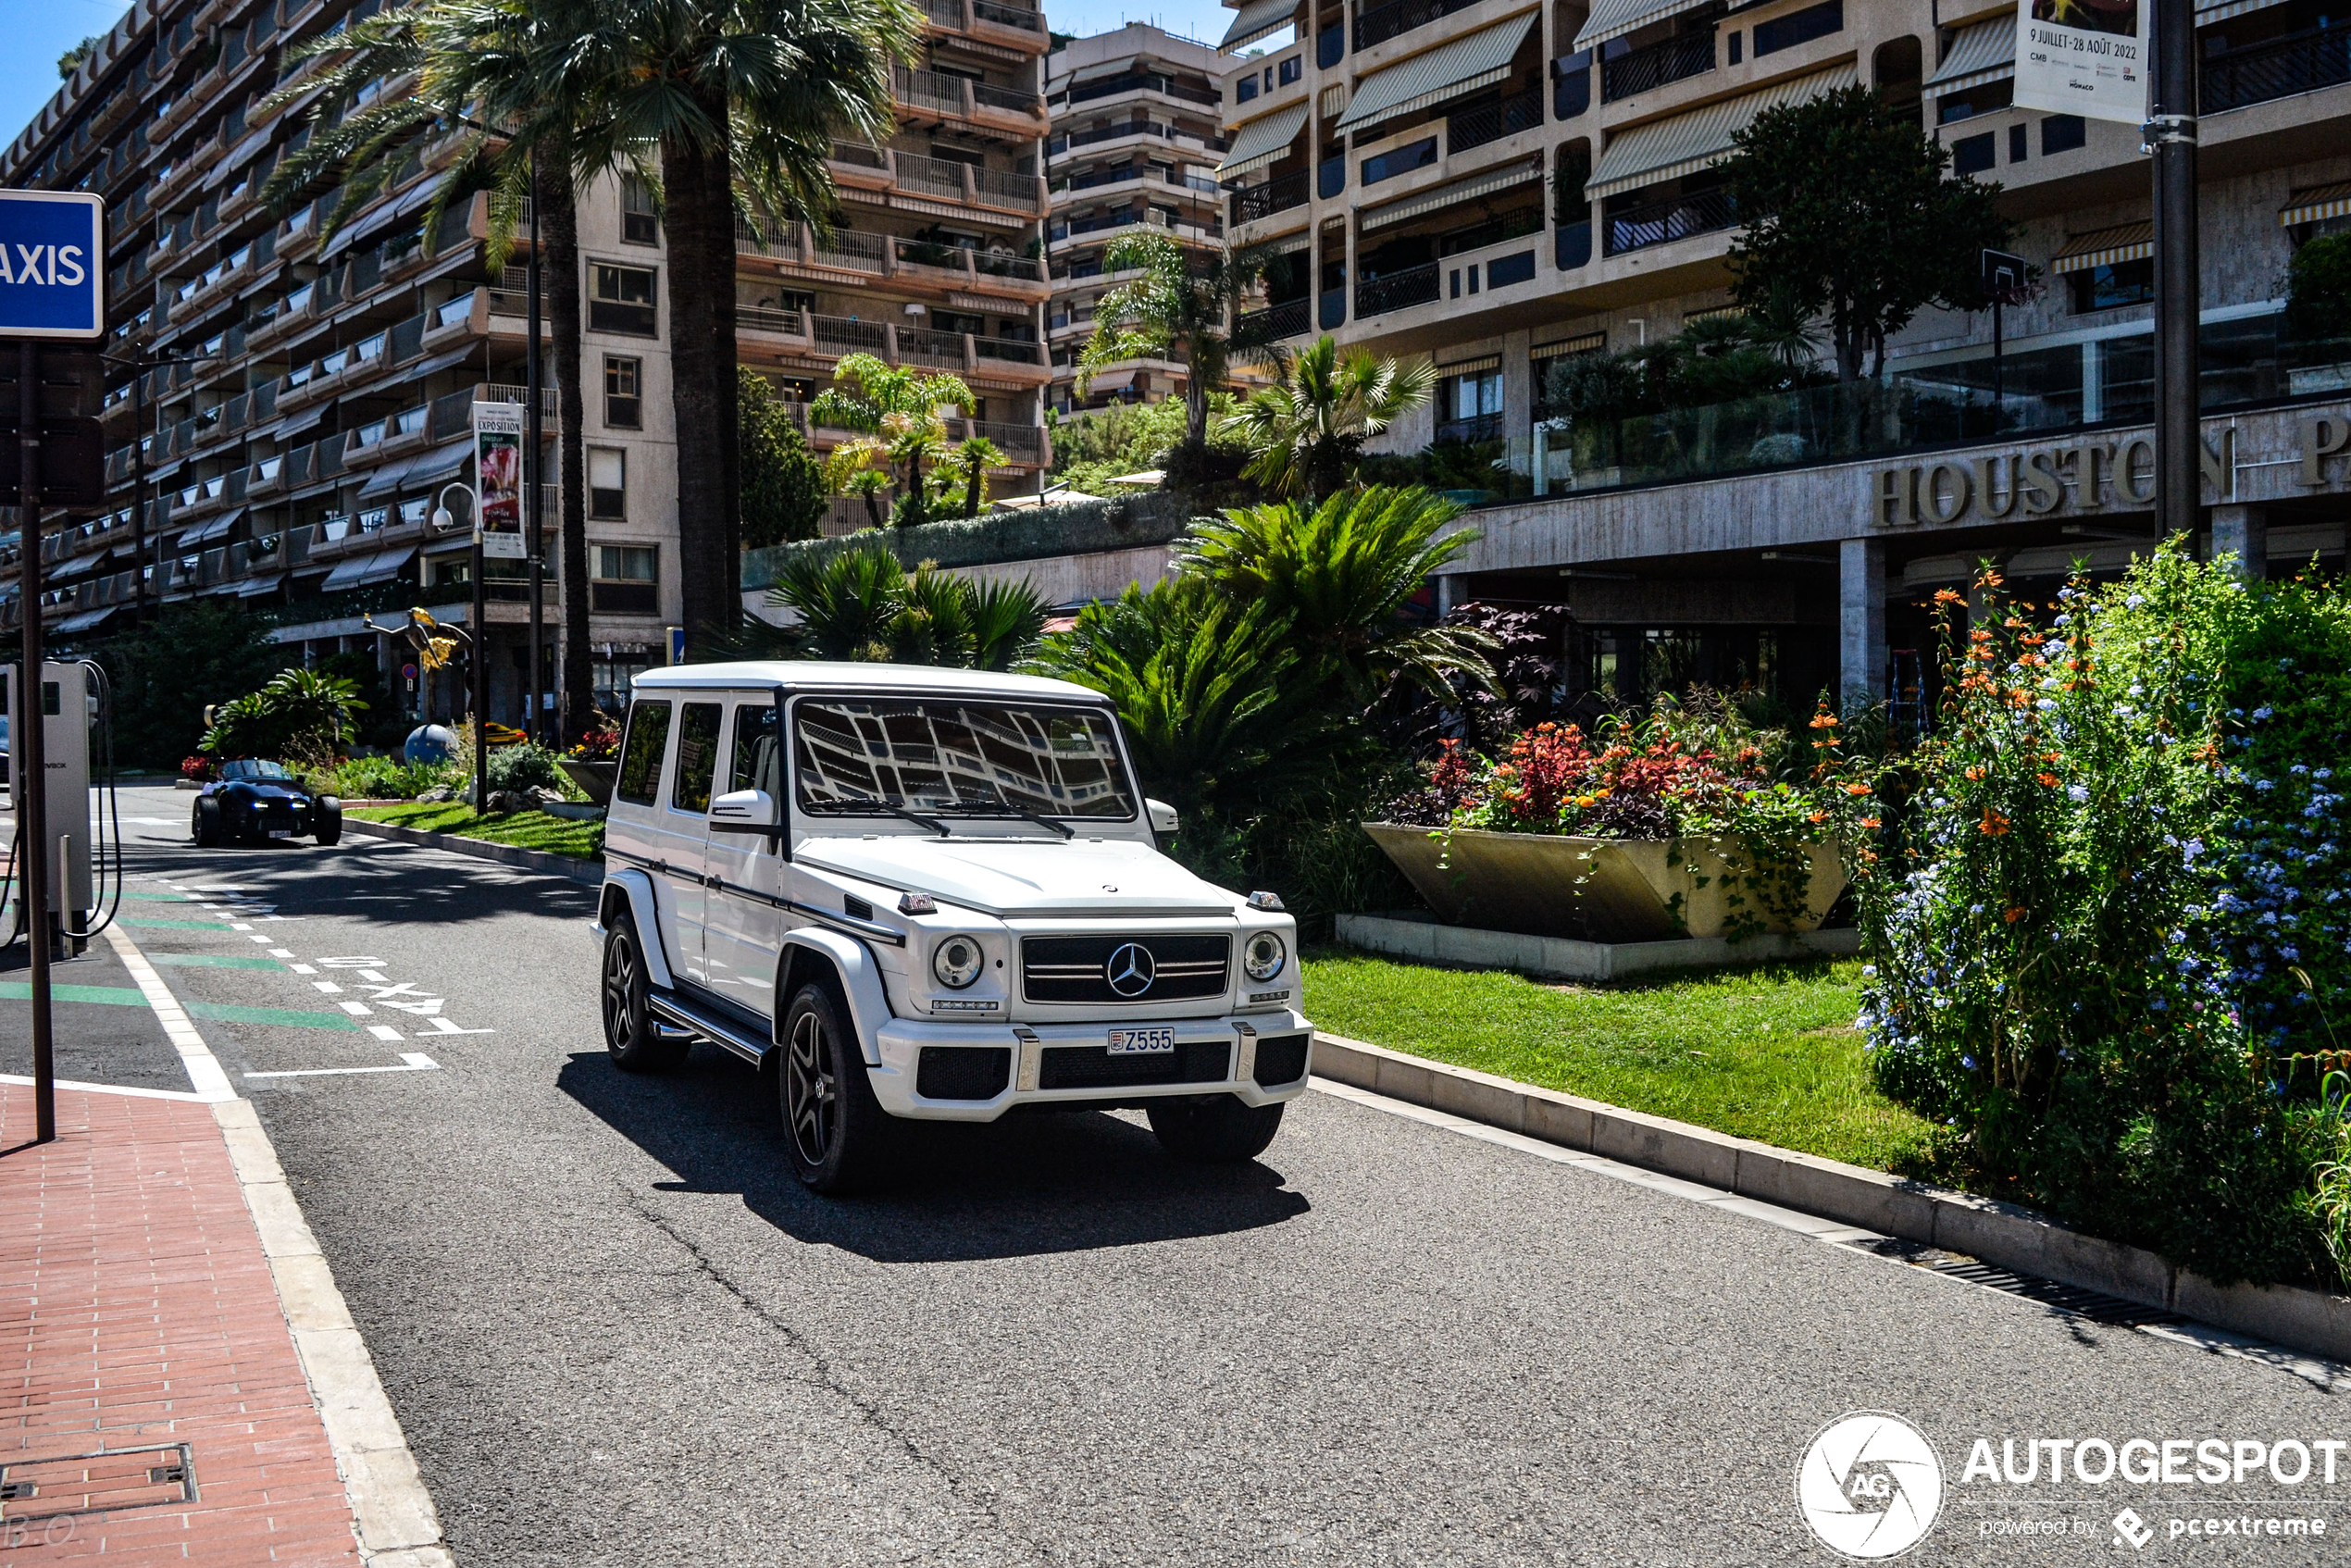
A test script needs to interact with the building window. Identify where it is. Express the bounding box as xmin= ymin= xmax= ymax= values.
xmin=590 ymin=263 xmax=658 ymax=335
xmin=590 ymin=448 xmax=627 ymax=519
xmin=2071 ymin=257 xmax=2154 ymax=313
xmin=2042 ymin=114 xmax=2086 ymax=155
xmin=591 ymin=543 xmax=658 ymax=613
xmin=2009 ymin=122 xmax=2028 ymax=162
xmin=1937 ymin=78 xmax=2013 ymax=124
xmin=1362 ymin=136 xmax=1437 ymax=185
xmin=1950 ymin=131 xmax=1996 ymax=176
xmin=1236 ymin=74 xmax=1258 ymax=103
xmin=1277 ymin=55 xmax=1301 ymax=86
xmin=1437 ymin=367 xmax=1502 ymax=443
xmin=1727 ymin=31 xmax=1742 ymax=65
xmin=603 ymin=355 xmax=642 ymax=428
xmin=621 ymin=177 xmax=660 ymax=245
xmin=1753 ymin=0 xmax=1840 ymax=56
